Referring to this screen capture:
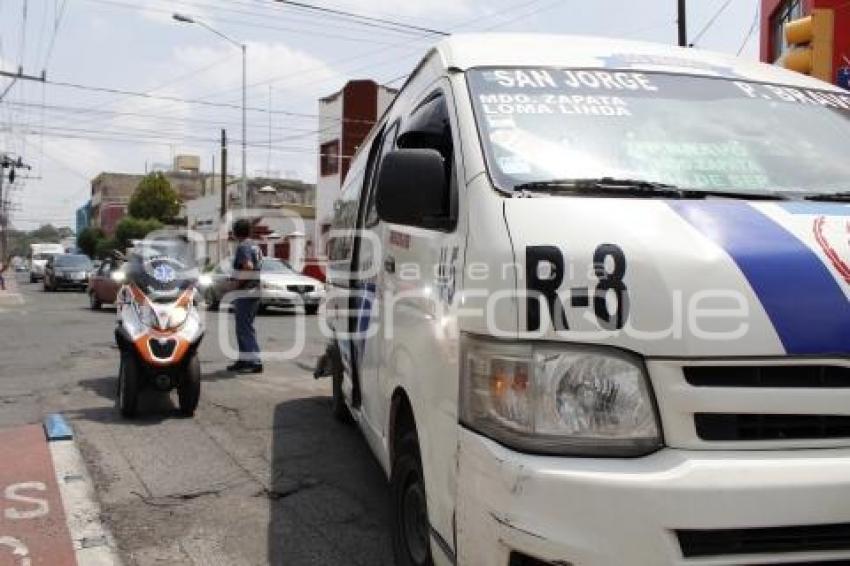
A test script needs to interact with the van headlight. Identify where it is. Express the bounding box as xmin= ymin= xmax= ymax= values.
xmin=460 ymin=335 xmax=661 ymax=457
